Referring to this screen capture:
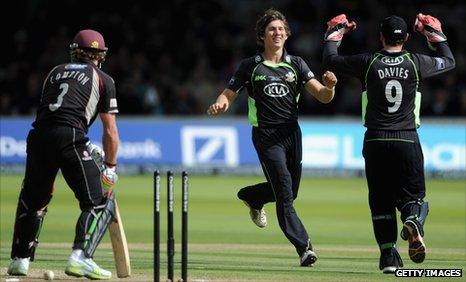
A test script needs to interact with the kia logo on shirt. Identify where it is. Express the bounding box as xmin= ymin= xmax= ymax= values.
xmin=381 ymin=56 xmax=404 ymax=66
xmin=263 ymin=83 xmax=289 ymax=97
